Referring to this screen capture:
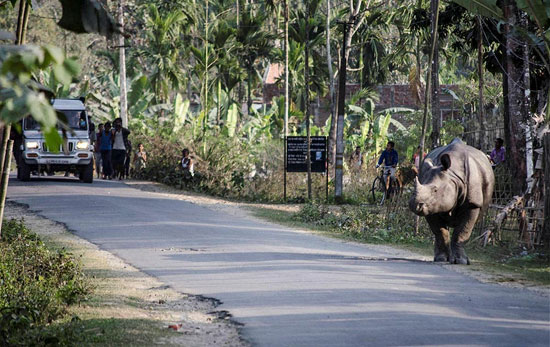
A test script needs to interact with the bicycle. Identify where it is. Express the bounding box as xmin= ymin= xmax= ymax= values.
xmin=370 ymin=166 xmax=401 ymax=205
